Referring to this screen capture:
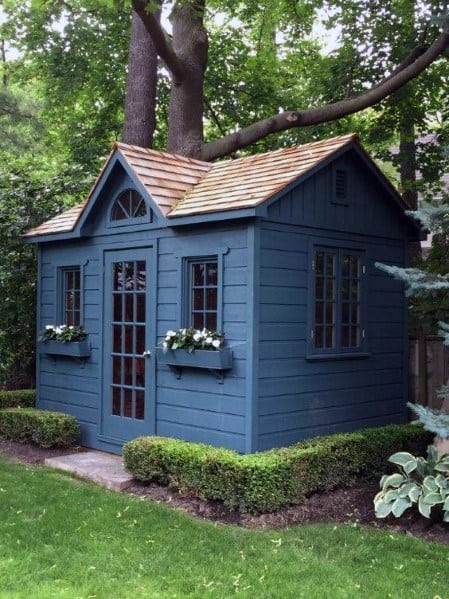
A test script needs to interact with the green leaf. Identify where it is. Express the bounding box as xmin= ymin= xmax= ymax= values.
xmin=434 ymin=474 xmax=448 ymax=489
xmin=422 ymin=492 xmax=442 ymax=506
xmin=388 ymin=452 xmax=417 ymax=473
xmin=408 ymin=485 xmax=422 ymax=503
xmin=391 ymin=497 xmax=412 ymax=517
xmin=434 ymin=459 xmax=449 ymax=472
xmin=381 ymin=473 xmax=406 ymax=490
xmin=423 ymin=476 xmax=439 ymax=492
xmin=375 ymin=501 xmax=393 ymax=518
xmin=443 ymin=511 xmax=449 ymax=523
xmin=418 ymin=497 xmax=432 ymax=519
xmin=383 ymin=489 xmax=399 ymax=502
